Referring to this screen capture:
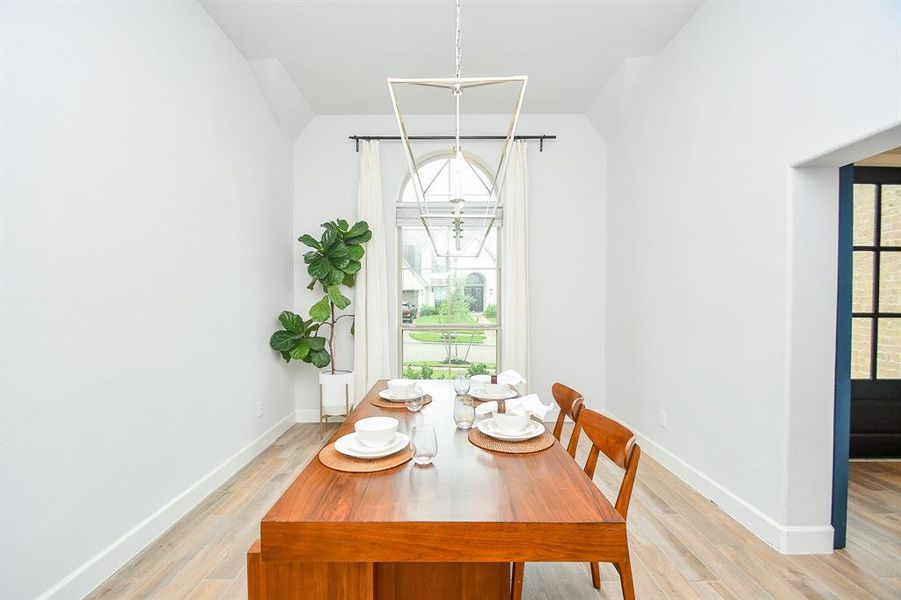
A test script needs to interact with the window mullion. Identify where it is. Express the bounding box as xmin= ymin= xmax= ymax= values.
xmin=872 ymin=183 xmax=882 ymax=379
